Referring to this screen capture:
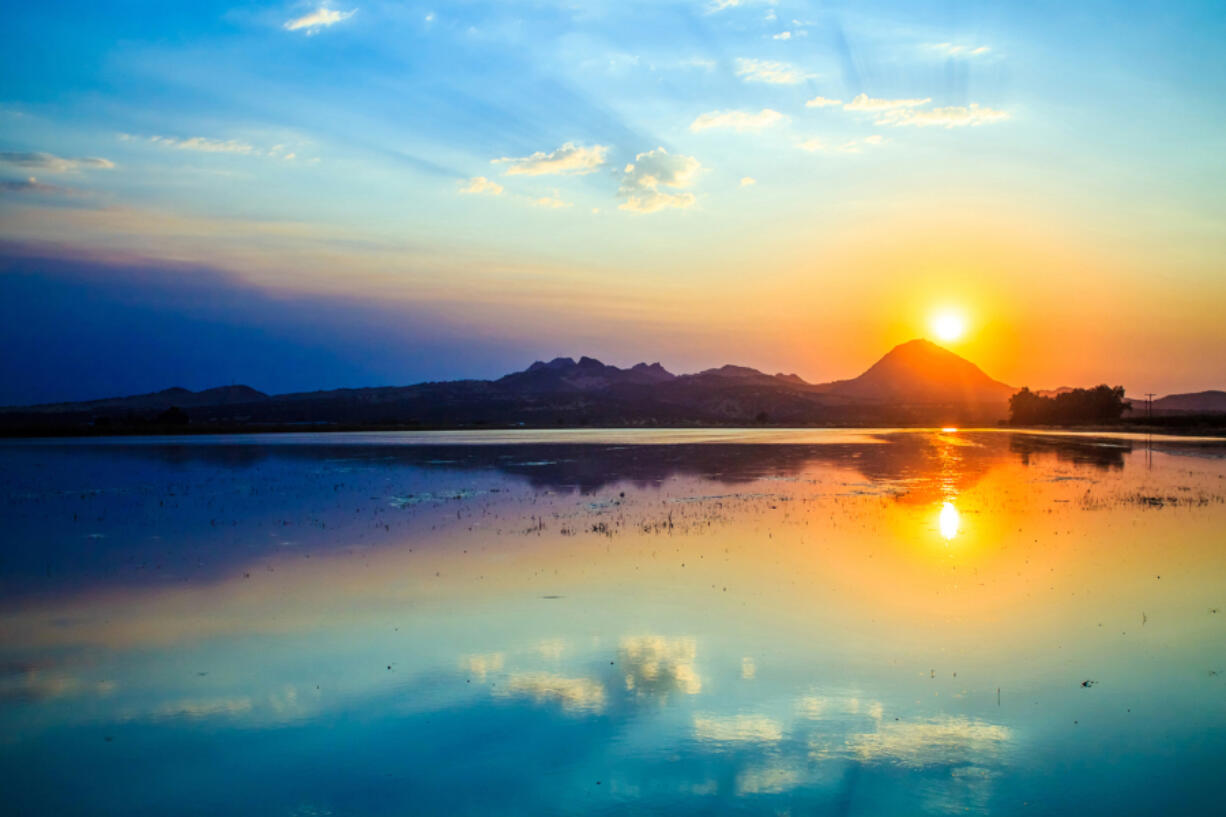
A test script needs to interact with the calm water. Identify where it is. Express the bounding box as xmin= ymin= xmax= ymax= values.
xmin=1 ymin=429 xmax=1224 ymax=816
